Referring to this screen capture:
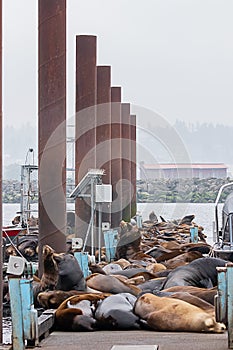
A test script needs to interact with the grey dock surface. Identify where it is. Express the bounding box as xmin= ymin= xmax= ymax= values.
xmin=38 ymin=330 xmax=229 ymax=350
